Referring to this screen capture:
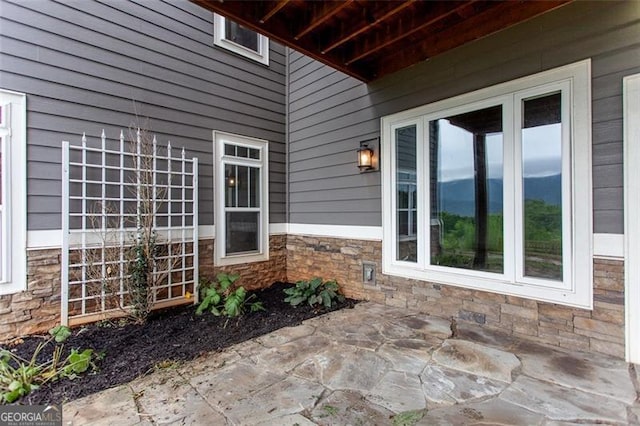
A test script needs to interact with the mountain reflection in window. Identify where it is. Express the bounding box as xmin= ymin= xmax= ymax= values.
xmin=522 ymin=92 xmax=563 ymax=281
xmin=430 ymin=105 xmax=504 ymax=273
